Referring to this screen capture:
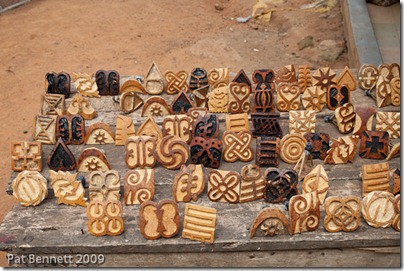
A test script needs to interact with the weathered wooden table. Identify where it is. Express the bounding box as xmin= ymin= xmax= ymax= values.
xmin=0 ymin=73 xmax=400 ymax=267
